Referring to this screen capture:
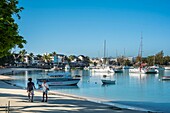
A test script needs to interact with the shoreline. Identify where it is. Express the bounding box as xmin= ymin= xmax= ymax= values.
xmin=0 ymin=75 xmax=152 ymax=113
xmin=0 ymin=75 xmax=146 ymax=113
xmin=0 ymin=67 xmax=45 ymax=75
